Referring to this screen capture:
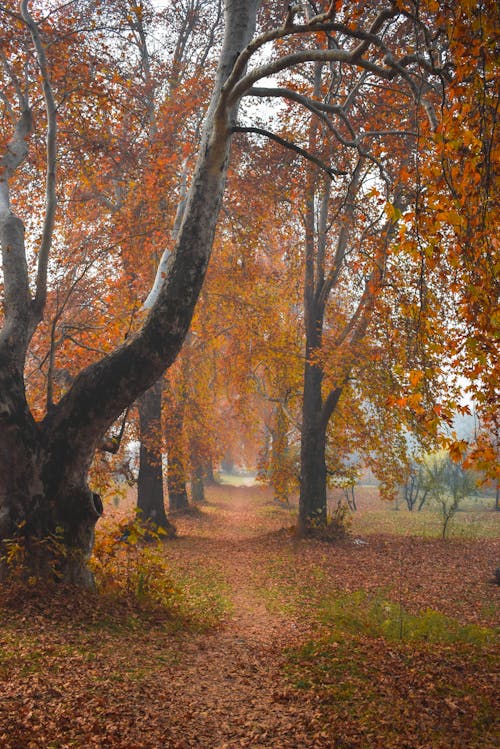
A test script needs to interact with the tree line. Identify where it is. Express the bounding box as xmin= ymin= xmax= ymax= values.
xmin=0 ymin=0 xmax=497 ymax=585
